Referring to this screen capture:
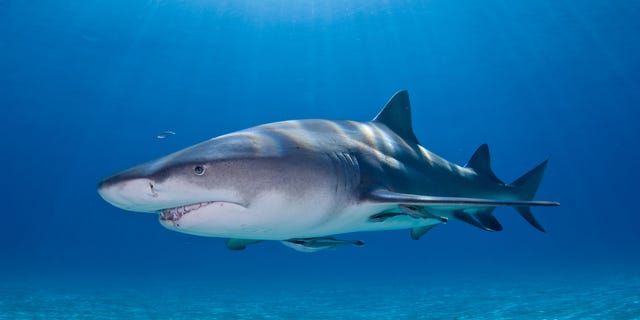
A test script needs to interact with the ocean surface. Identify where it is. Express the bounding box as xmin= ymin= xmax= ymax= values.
xmin=1 ymin=0 xmax=639 ymax=319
